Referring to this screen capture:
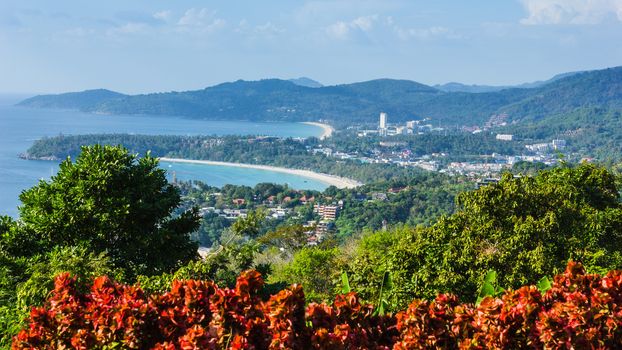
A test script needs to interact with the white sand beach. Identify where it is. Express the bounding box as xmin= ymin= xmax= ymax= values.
xmin=302 ymin=122 xmax=334 ymax=139
xmin=159 ymin=157 xmax=362 ymax=189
